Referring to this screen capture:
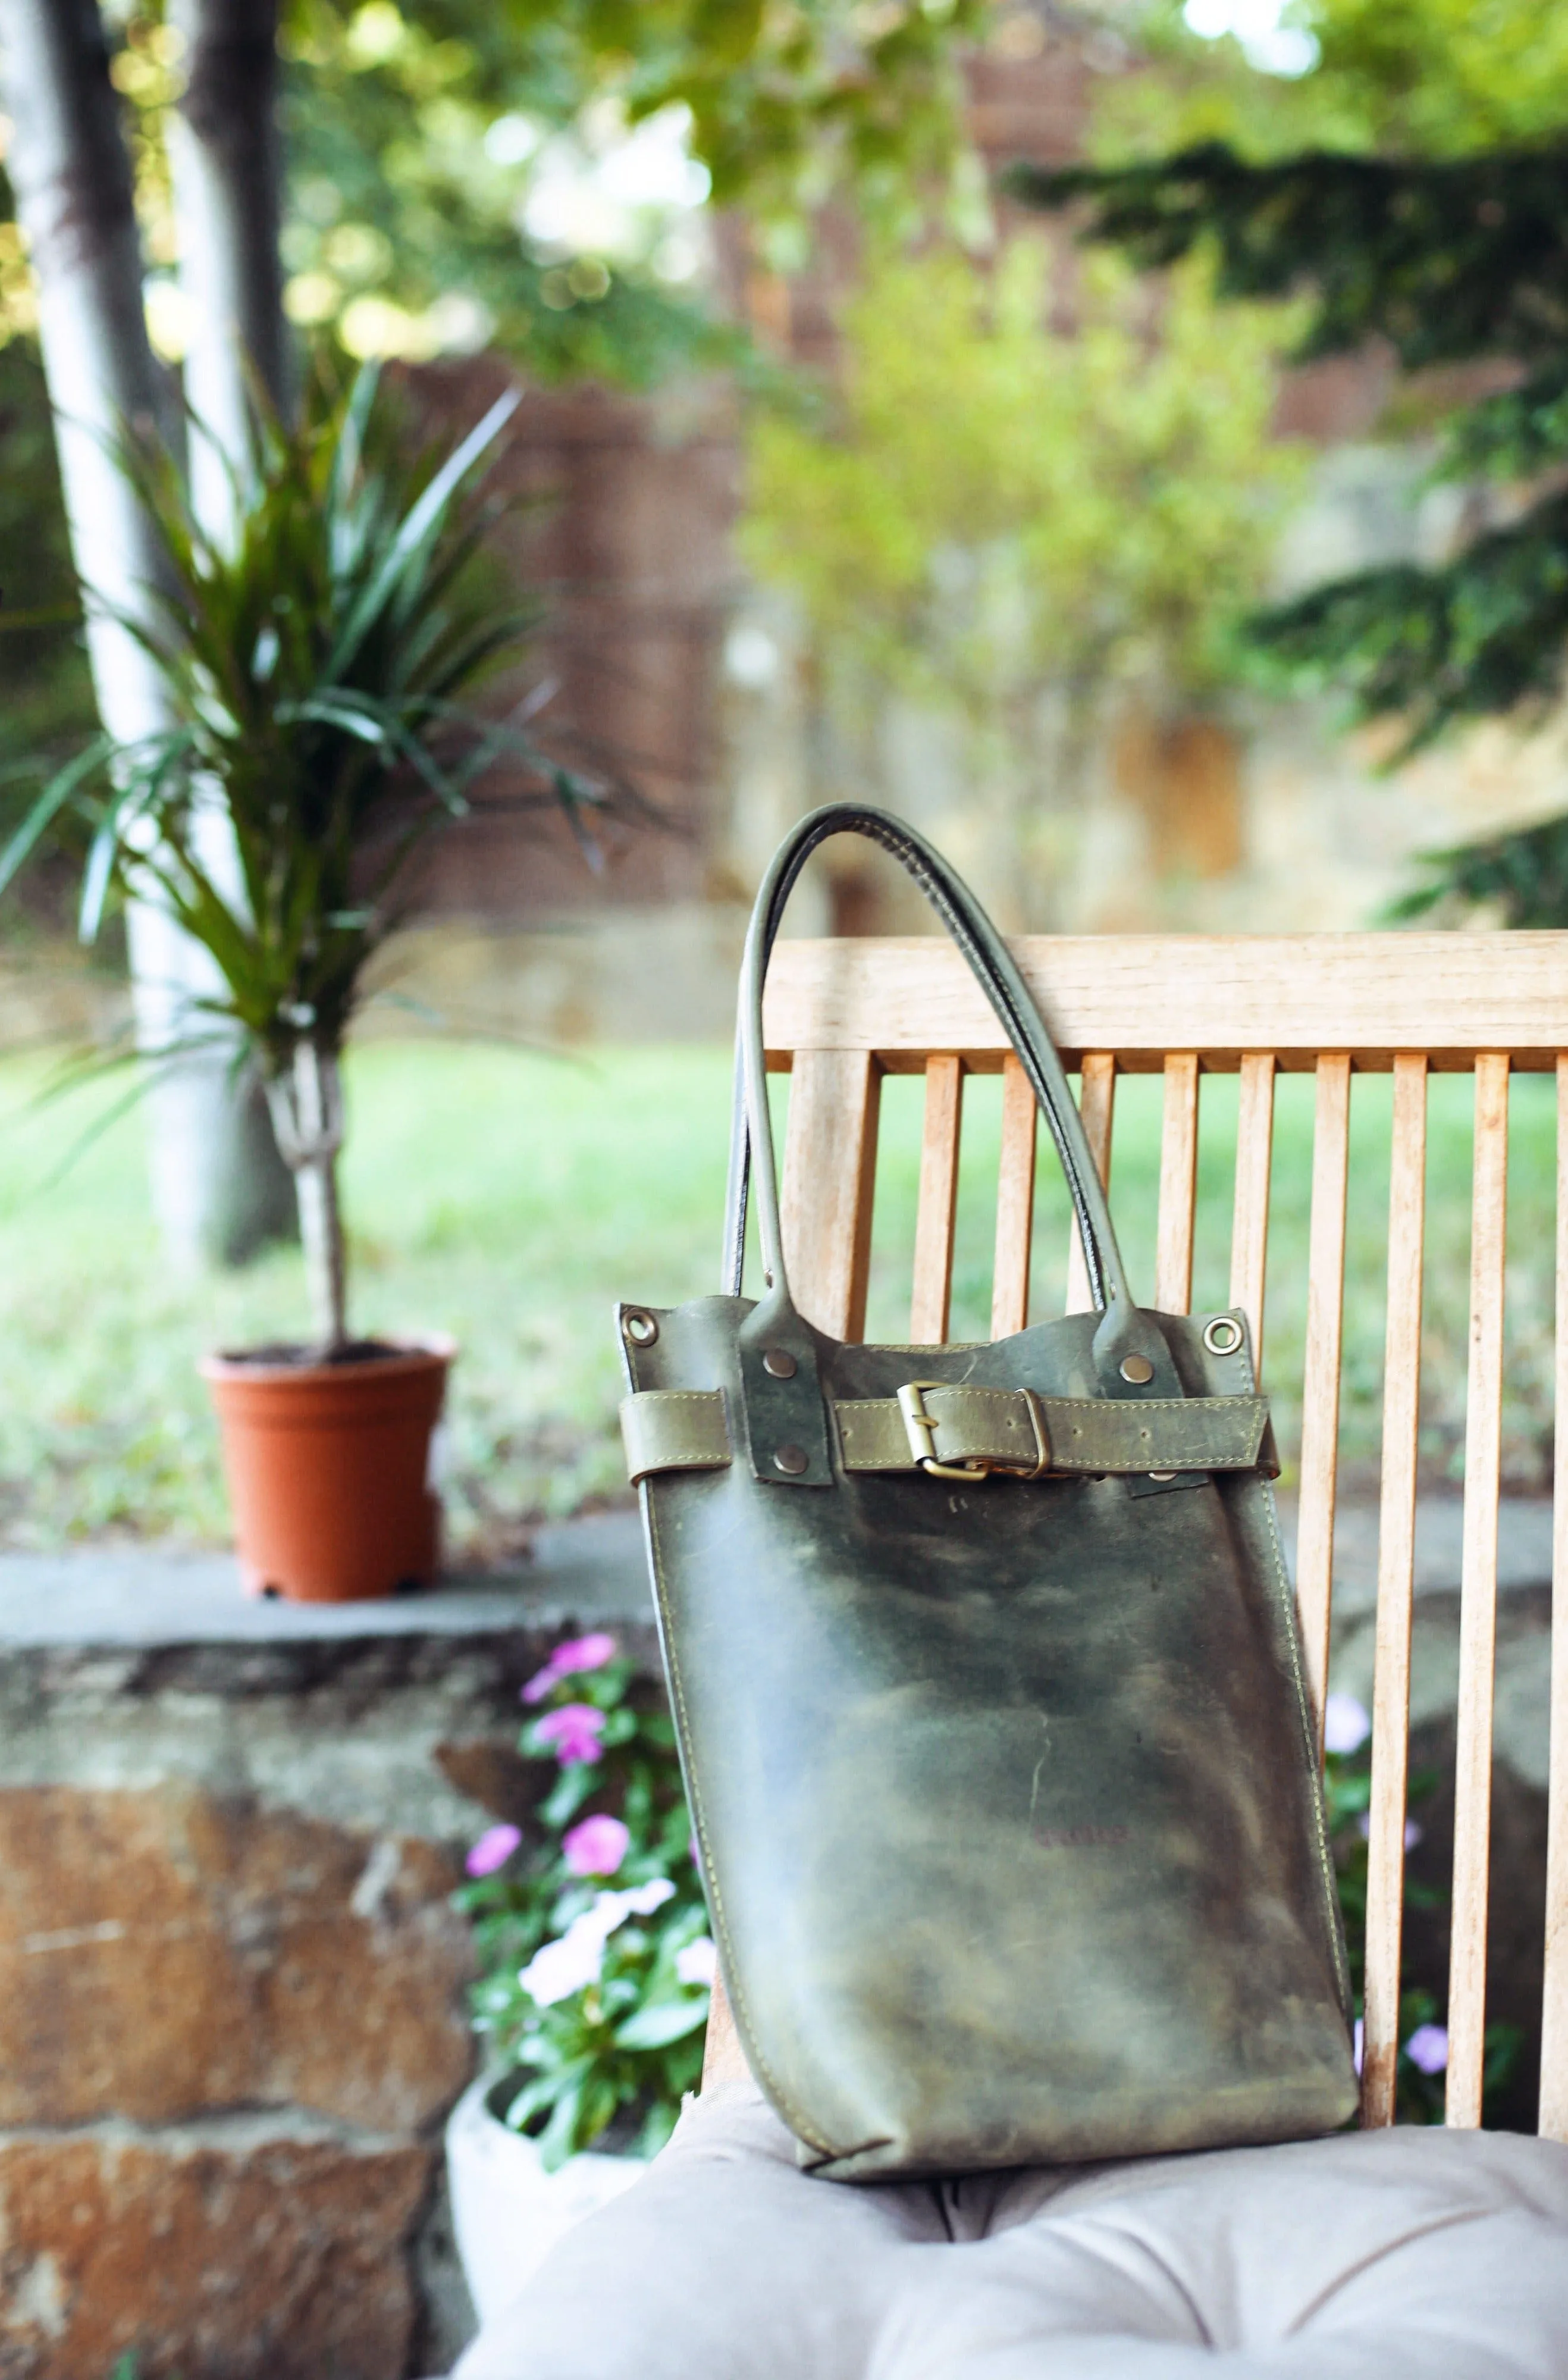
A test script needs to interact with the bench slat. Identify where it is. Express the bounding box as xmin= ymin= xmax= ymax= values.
xmin=764 ymin=934 xmax=1568 ymax=1071
xmin=1156 ymin=1055 xmax=1200 ymax=1314
xmin=1230 ymin=1054 xmax=1277 ymax=1370
xmin=991 ymin=1054 xmax=1037 ymax=1339
xmin=1362 ymin=1054 xmax=1428 ymax=2129
xmin=1447 ymin=1053 xmax=1510 ymax=2129
xmin=1542 ymin=1054 xmax=1568 ymax=2140
xmin=1296 ymin=1056 xmax=1352 ymax=1747
xmin=780 ymin=1047 xmax=882 ymax=1341
xmin=1066 ymin=1054 xmax=1117 ymax=1316
xmin=910 ymin=1056 xmax=964 ymax=1345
